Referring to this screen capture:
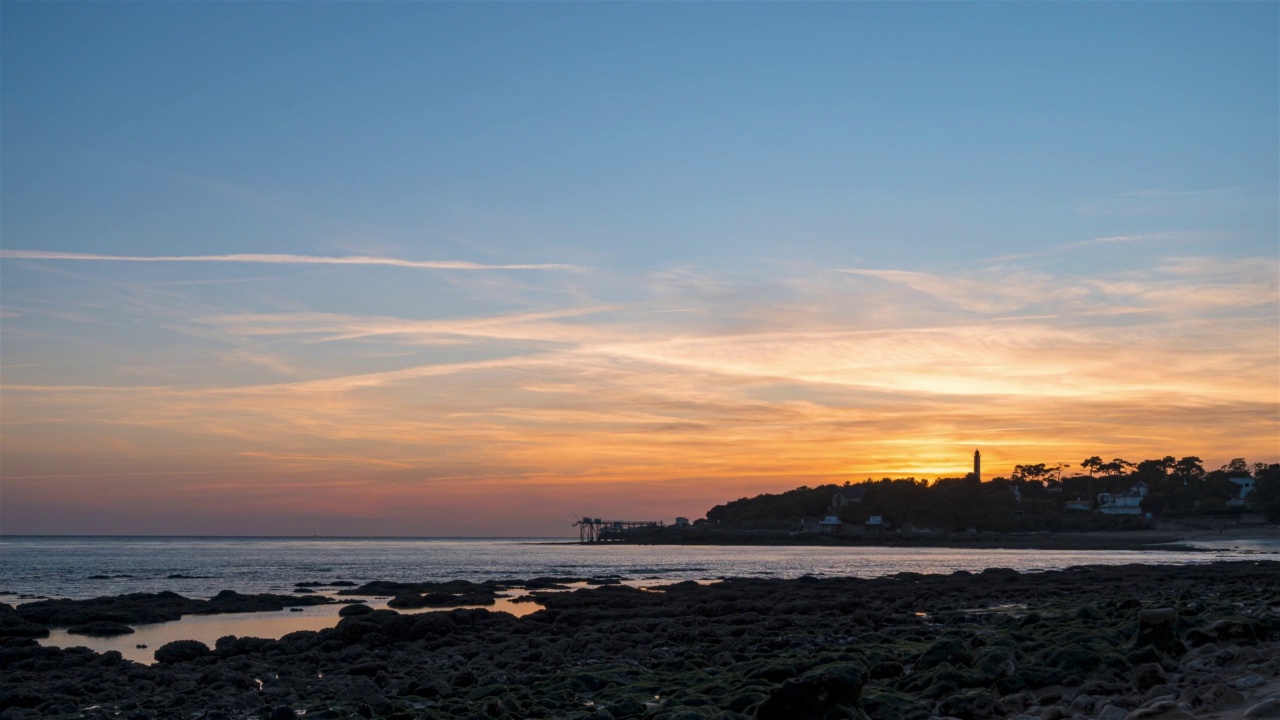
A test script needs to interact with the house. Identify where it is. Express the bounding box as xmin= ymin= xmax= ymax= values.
xmin=1230 ymin=477 xmax=1257 ymax=498
xmin=865 ymin=515 xmax=890 ymax=531
xmin=817 ymin=515 xmax=842 ymax=534
xmin=1227 ymin=478 xmax=1256 ymax=508
xmin=1098 ymin=481 xmax=1148 ymax=515
xmin=674 ymin=517 xmax=690 ymax=528
xmin=831 ymin=486 xmax=865 ymax=509
xmin=1064 ymin=498 xmax=1091 ymax=512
